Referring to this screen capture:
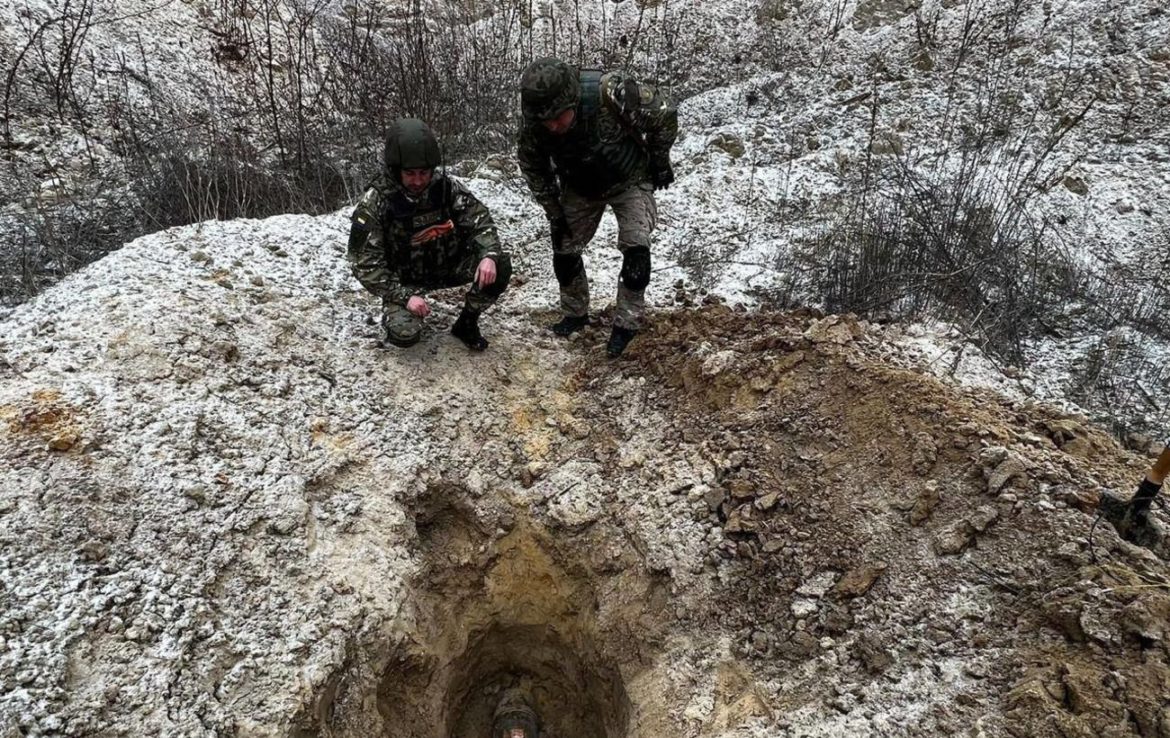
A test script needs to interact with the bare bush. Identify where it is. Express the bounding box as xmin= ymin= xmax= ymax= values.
xmin=1061 ymin=239 xmax=1170 ymax=436
xmin=4 ymin=0 xmax=99 ymax=146
xmin=1068 ymin=328 xmax=1170 ymax=439
xmin=0 ymin=192 xmax=138 ymax=300
xmin=125 ymin=126 xmax=355 ymax=228
xmin=809 ymin=149 xmax=1082 ymax=363
xmin=1 ymin=0 xmax=543 ymax=303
